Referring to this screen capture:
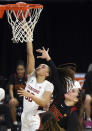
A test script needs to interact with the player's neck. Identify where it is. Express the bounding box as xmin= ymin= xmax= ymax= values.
xmin=36 ymin=76 xmax=45 ymax=83
xmin=64 ymin=99 xmax=75 ymax=106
